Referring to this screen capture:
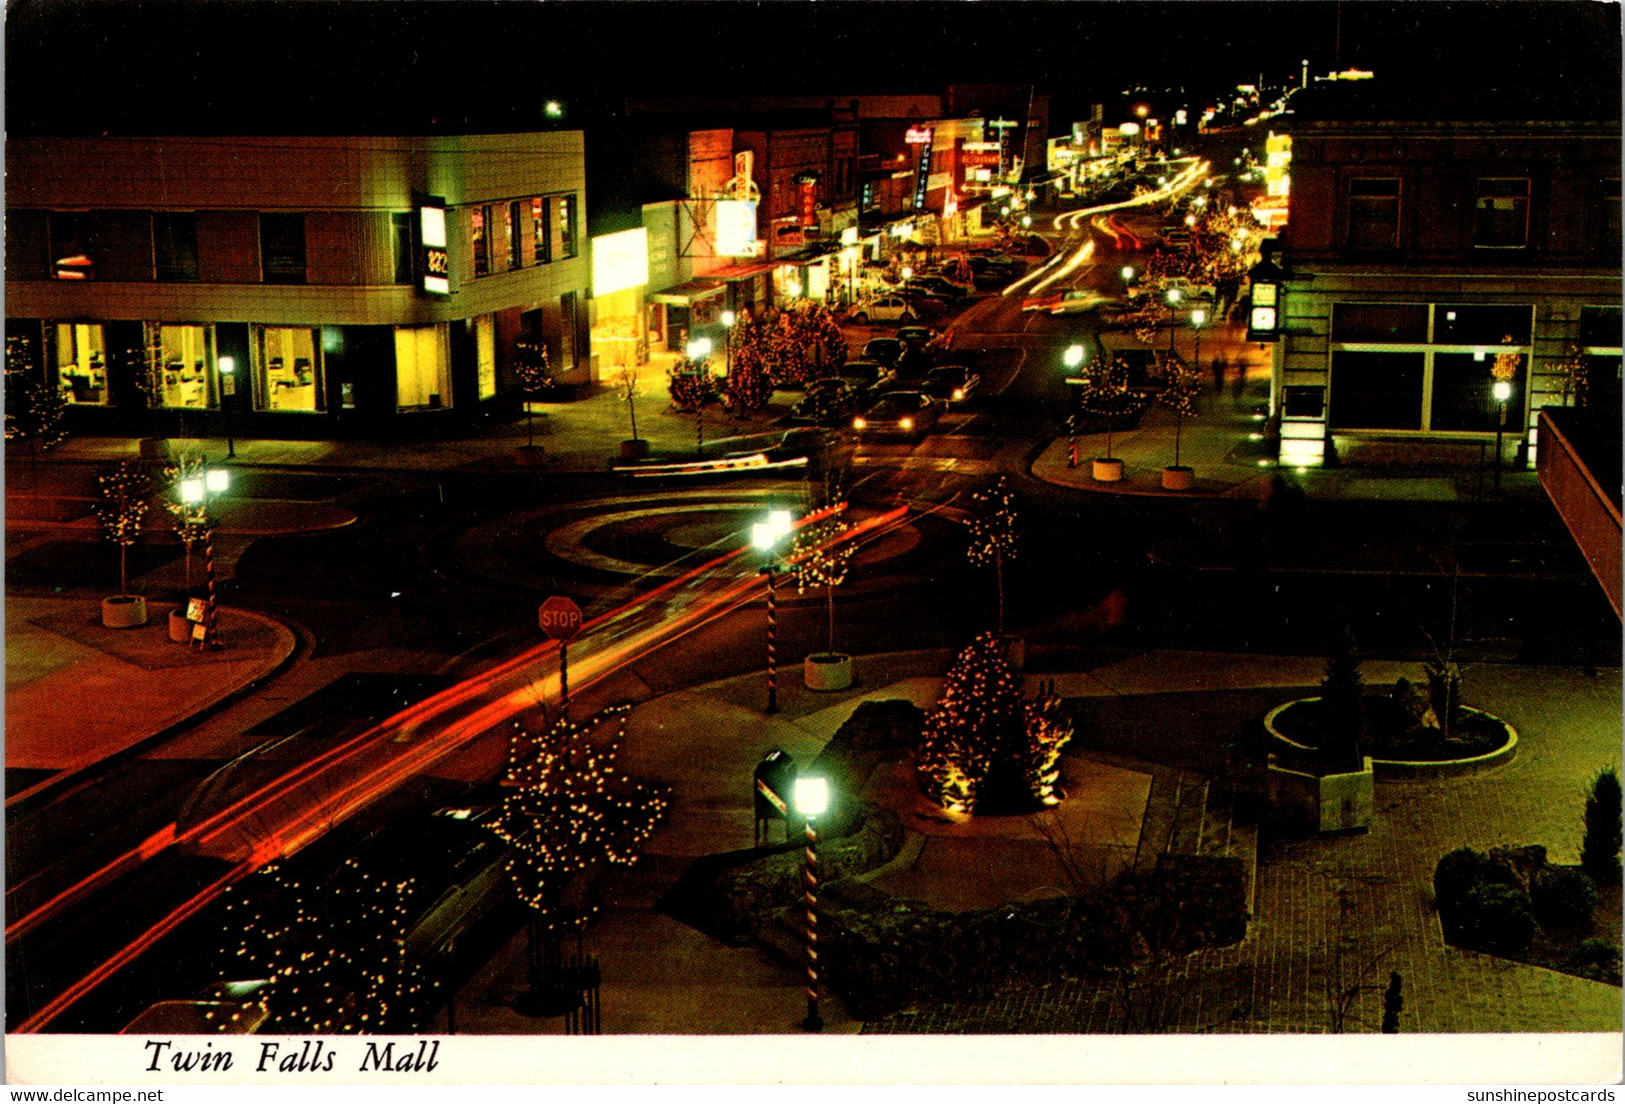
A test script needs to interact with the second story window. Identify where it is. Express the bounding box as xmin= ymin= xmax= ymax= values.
xmin=1474 ymin=177 xmax=1529 ymax=248
xmin=471 ymin=205 xmax=490 ymax=276
xmin=532 ymin=197 xmax=551 ymax=264
xmin=558 ymin=195 xmax=578 ymax=259
xmin=49 ymin=212 xmax=93 ymax=280
xmin=507 ymin=201 xmax=523 ymax=270
xmin=152 ymin=213 xmax=199 ymax=282
xmin=1347 ymin=178 xmax=1400 ymax=250
xmin=392 ymin=212 xmax=414 ymax=284
xmin=260 ymin=213 xmax=307 ymax=284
